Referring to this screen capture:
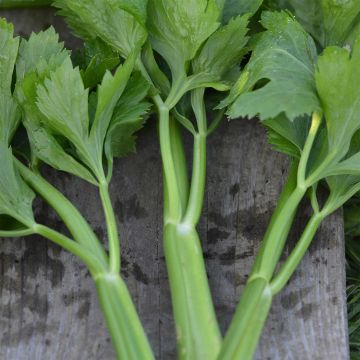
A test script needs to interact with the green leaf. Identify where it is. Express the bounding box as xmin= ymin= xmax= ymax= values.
xmin=315 ymin=39 xmax=360 ymax=159
xmin=222 ymin=0 xmax=263 ymax=23
xmin=192 ymin=15 xmax=249 ymax=85
xmin=325 ymin=175 xmax=360 ymax=212
xmin=26 ymin=121 xmax=98 ymax=184
xmin=16 ymin=27 xmax=68 ymax=81
xmin=36 ymin=58 xmax=90 ymax=150
xmin=110 ymin=0 xmax=148 ymax=27
xmin=147 ymin=0 xmax=220 ymax=78
xmin=53 ymin=0 xmax=147 ymax=57
xmin=327 ymin=153 xmax=360 ymax=176
xmin=273 ymin=0 xmax=360 ymax=47
xmin=0 ymin=19 xmax=20 ymax=145
xmin=17 ymin=70 xmax=98 ymax=184
xmin=90 ymin=50 xmax=138 ymax=163
xmin=0 ymin=19 xmax=19 ymax=92
xmin=263 ymin=114 xmax=310 ymax=158
xmin=73 ymin=38 xmax=120 ymax=89
xmin=0 ymin=96 xmax=20 ymax=144
xmin=105 ymin=72 xmax=151 ymax=159
xmin=15 ymin=29 xmax=98 ymax=184
xmin=226 ymin=11 xmax=320 ymax=121
xmin=36 ymin=57 xmax=106 ymax=177
xmin=0 ymin=143 xmax=35 ymax=226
